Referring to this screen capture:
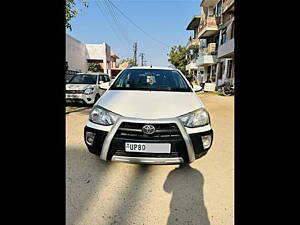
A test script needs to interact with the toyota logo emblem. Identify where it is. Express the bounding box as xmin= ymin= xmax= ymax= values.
xmin=142 ymin=125 xmax=156 ymax=135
